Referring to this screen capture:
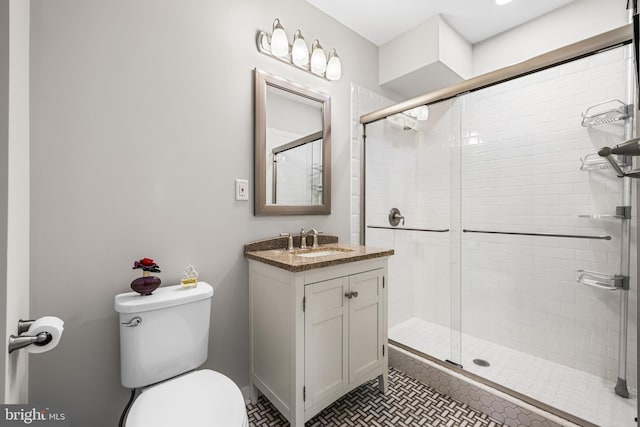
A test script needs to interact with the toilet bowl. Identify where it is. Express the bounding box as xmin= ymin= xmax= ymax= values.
xmin=125 ymin=370 xmax=248 ymax=427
